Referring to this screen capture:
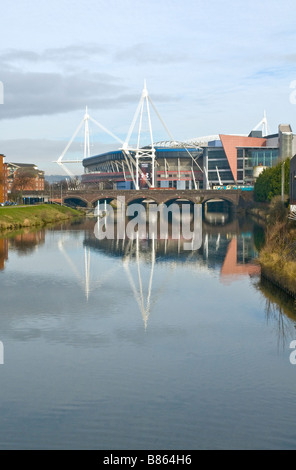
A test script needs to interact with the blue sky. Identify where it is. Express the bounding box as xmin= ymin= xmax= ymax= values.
xmin=0 ymin=0 xmax=296 ymax=174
